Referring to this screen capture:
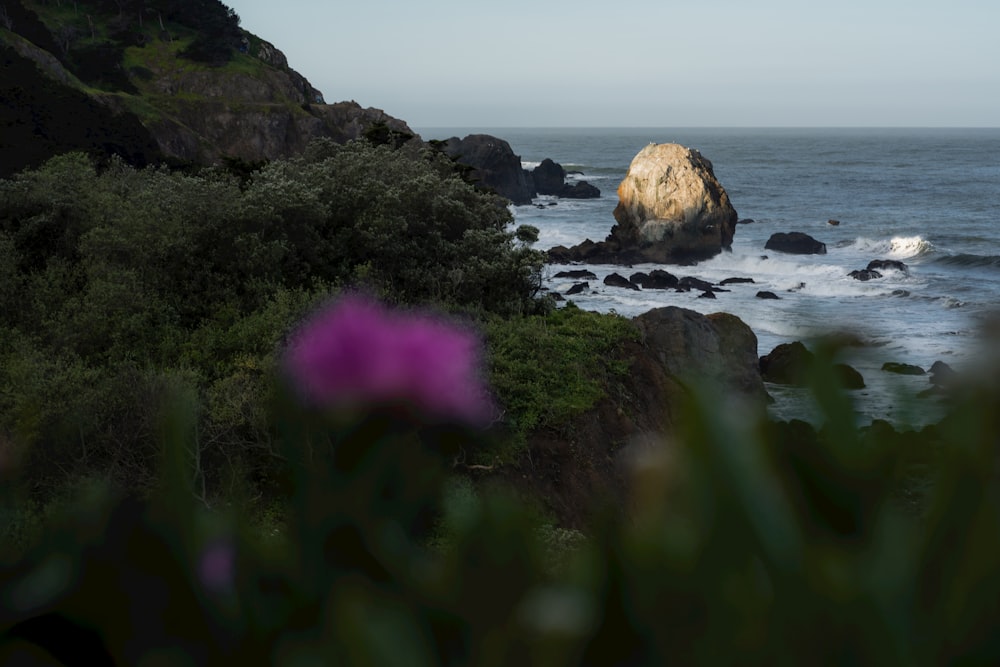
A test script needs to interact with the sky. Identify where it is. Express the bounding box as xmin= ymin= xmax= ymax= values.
xmin=231 ymin=0 xmax=999 ymax=128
